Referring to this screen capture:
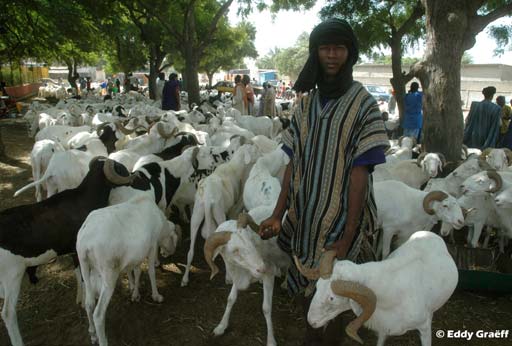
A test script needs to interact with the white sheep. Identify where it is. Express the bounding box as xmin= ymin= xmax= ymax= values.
xmin=181 ymin=144 xmax=260 ymax=287
xmin=243 ymin=147 xmax=289 ymax=211
xmin=203 ymin=206 xmax=290 ymax=346
xmin=77 ymin=193 xmax=178 ymax=346
xmin=29 ymin=139 xmax=65 ymax=201
xmin=374 ymin=181 xmax=465 ymax=259
xmin=301 ymin=231 xmax=458 ymax=346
